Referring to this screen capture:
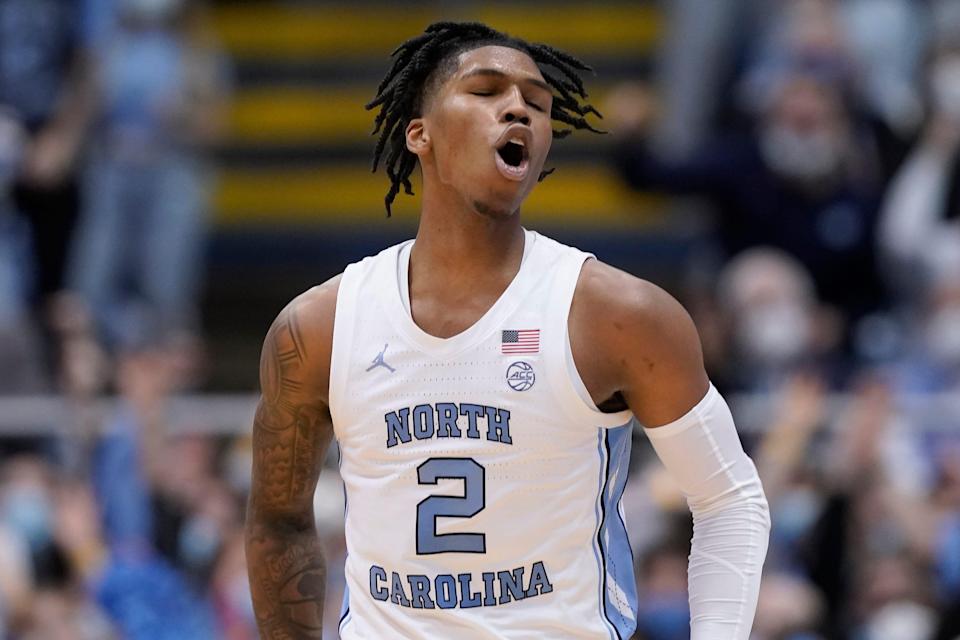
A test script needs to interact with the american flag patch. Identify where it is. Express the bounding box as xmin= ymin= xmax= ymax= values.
xmin=502 ymin=329 xmax=540 ymax=354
